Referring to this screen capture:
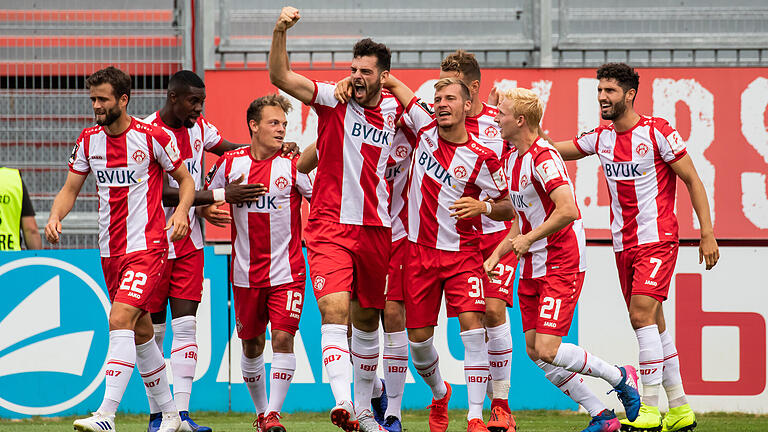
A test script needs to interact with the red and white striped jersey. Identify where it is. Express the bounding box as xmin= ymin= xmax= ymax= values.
xmin=143 ymin=112 xmax=224 ymax=259
xmin=464 ymin=102 xmax=512 ymax=236
xmin=405 ymin=98 xmax=509 ymax=252
xmin=505 ymin=138 xmax=586 ymax=278
xmin=573 ymin=116 xmax=687 ymax=252
xmin=205 ymin=147 xmax=312 ymax=288
xmin=386 ymin=115 xmax=417 ymax=242
xmin=68 ymin=117 xmax=182 ymax=257
xmin=309 ymin=81 xmax=403 ymax=227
